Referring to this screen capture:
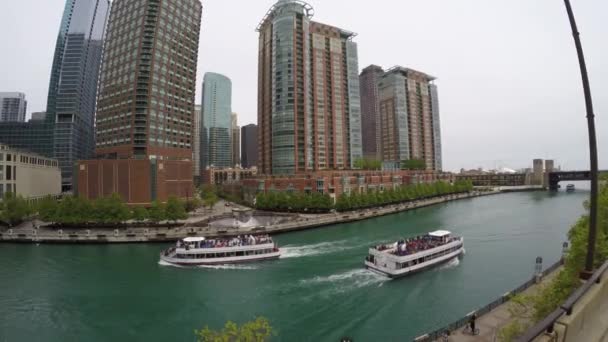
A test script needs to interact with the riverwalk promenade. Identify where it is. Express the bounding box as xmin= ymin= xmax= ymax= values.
xmin=0 ymin=190 xmax=498 ymax=244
